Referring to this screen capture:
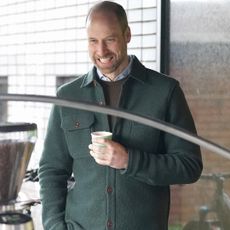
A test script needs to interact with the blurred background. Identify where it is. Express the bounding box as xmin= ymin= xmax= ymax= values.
xmin=0 ymin=0 xmax=230 ymax=229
